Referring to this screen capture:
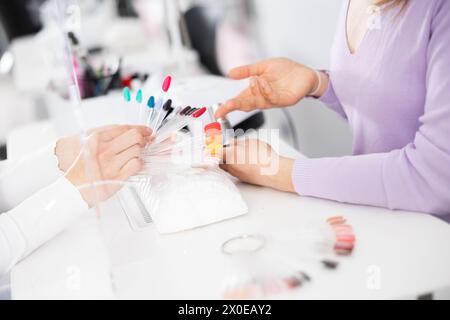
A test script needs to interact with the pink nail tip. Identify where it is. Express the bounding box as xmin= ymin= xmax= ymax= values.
xmin=336 ymin=235 xmax=356 ymax=243
xmin=162 ymin=76 xmax=172 ymax=92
